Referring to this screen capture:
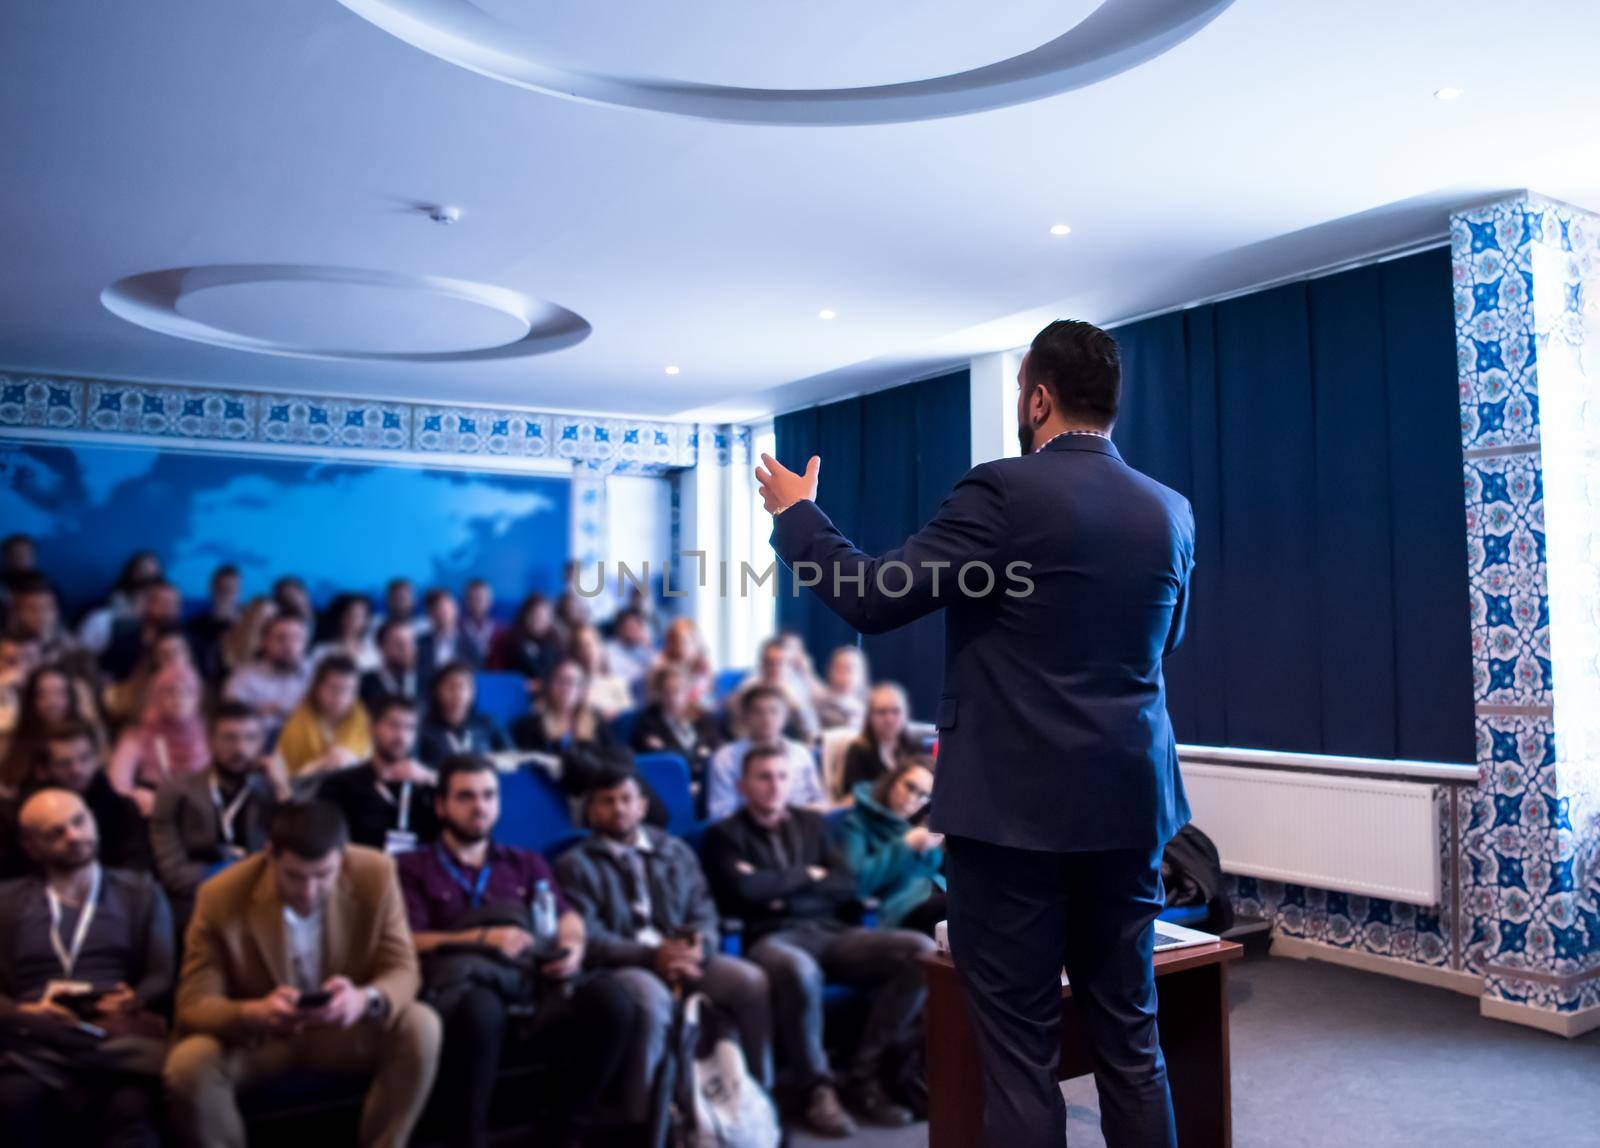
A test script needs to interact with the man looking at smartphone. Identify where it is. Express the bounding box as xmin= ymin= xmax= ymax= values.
xmin=558 ymin=766 xmax=773 ymax=1112
xmin=0 ymin=789 xmax=173 ymax=1148
xmin=163 ymin=801 xmax=441 ymax=1148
